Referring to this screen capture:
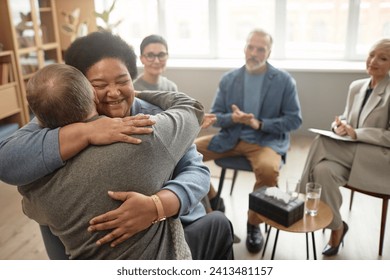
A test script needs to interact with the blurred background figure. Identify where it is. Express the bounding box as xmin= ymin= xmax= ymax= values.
xmin=299 ymin=38 xmax=390 ymax=256
xmin=134 ymin=34 xmax=178 ymax=91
